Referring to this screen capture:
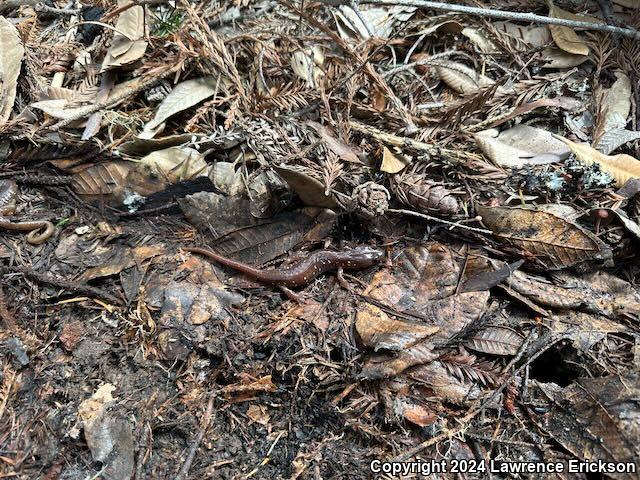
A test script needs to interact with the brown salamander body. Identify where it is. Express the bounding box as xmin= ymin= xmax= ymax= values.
xmin=183 ymin=246 xmax=384 ymax=287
